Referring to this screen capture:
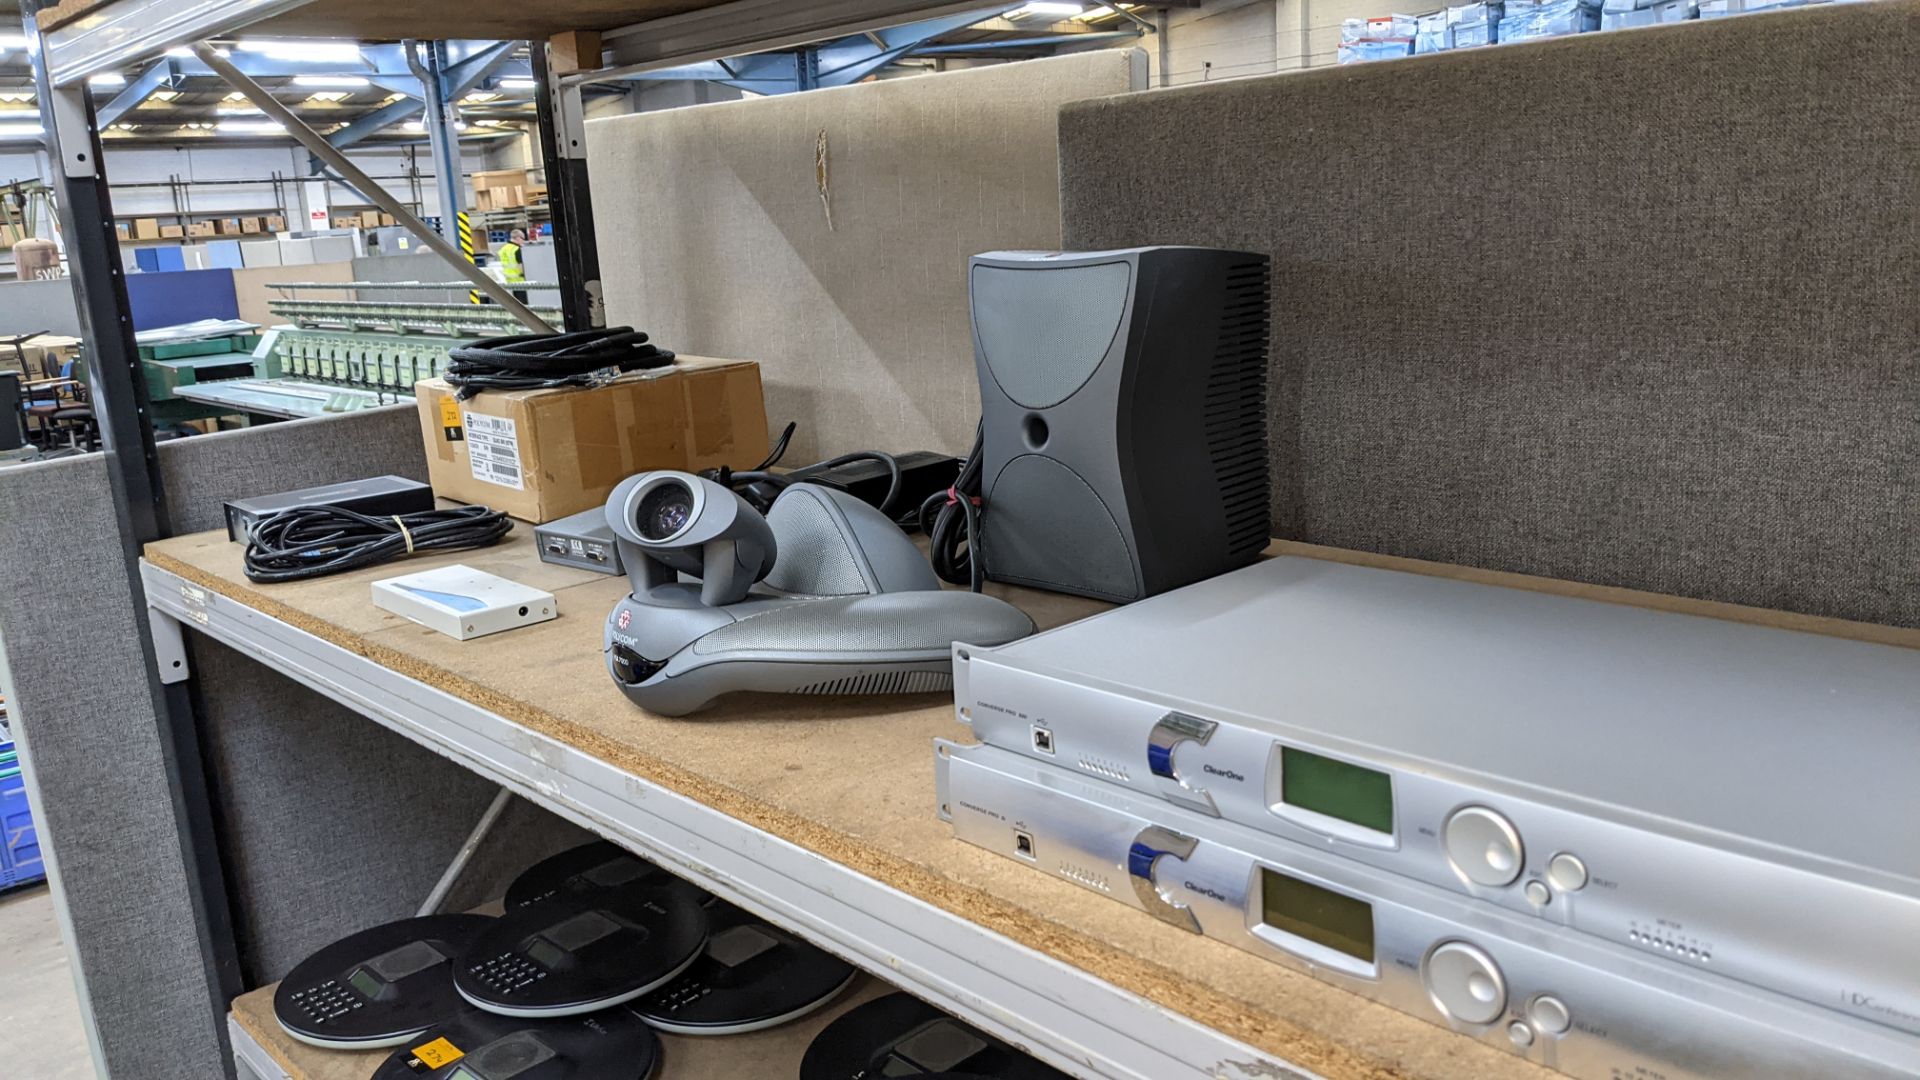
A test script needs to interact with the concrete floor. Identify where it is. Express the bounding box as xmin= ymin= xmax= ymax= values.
xmin=0 ymin=885 xmax=95 ymax=1079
